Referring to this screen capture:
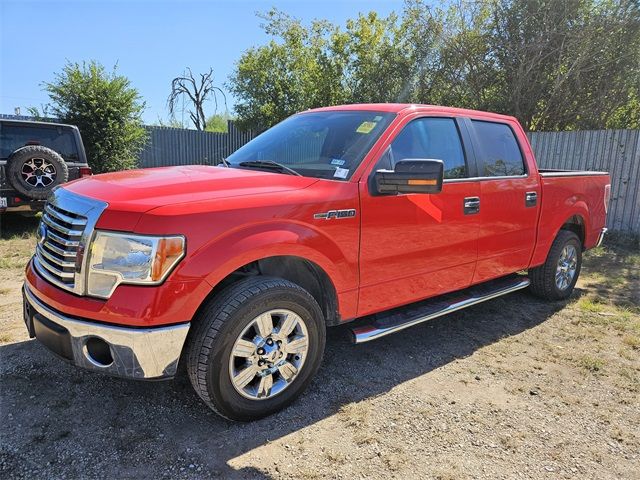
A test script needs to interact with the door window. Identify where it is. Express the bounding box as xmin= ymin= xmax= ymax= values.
xmin=378 ymin=117 xmax=467 ymax=179
xmin=471 ymin=120 xmax=525 ymax=177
